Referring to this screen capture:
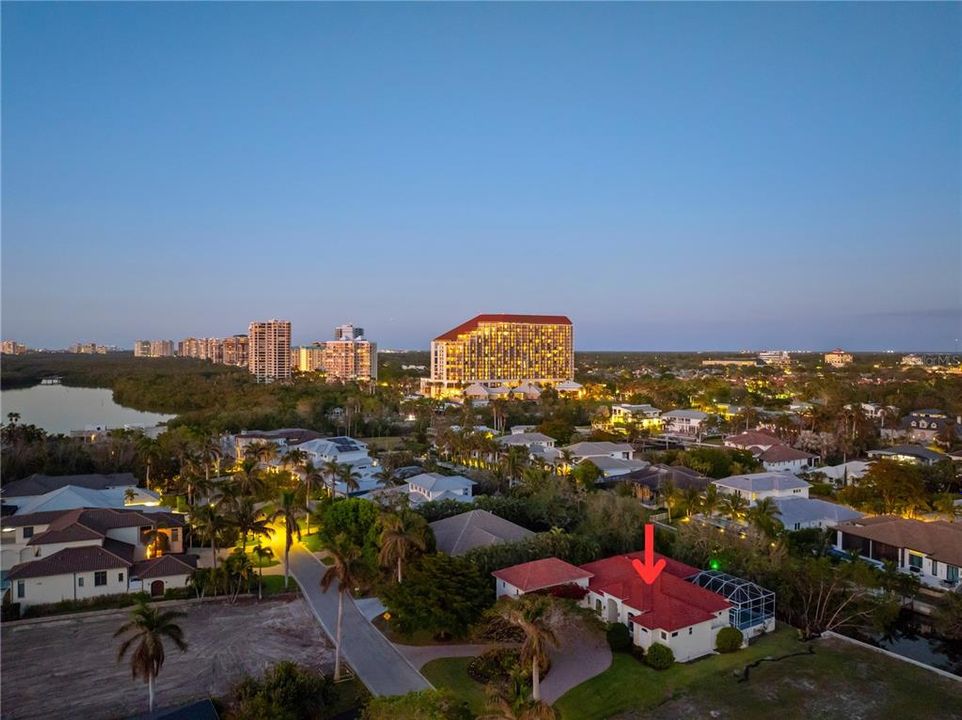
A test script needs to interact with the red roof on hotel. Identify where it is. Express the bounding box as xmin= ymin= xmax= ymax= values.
xmin=435 ymin=314 xmax=572 ymax=342
xmin=579 ymin=552 xmax=730 ymax=632
xmin=492 ymin=557 xmax=593 ymax=592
